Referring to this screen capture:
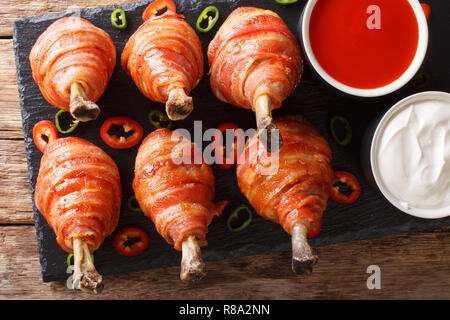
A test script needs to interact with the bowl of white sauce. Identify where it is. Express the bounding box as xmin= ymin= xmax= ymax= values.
xmin=370 ymin=91 xmax=450 ymax=219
